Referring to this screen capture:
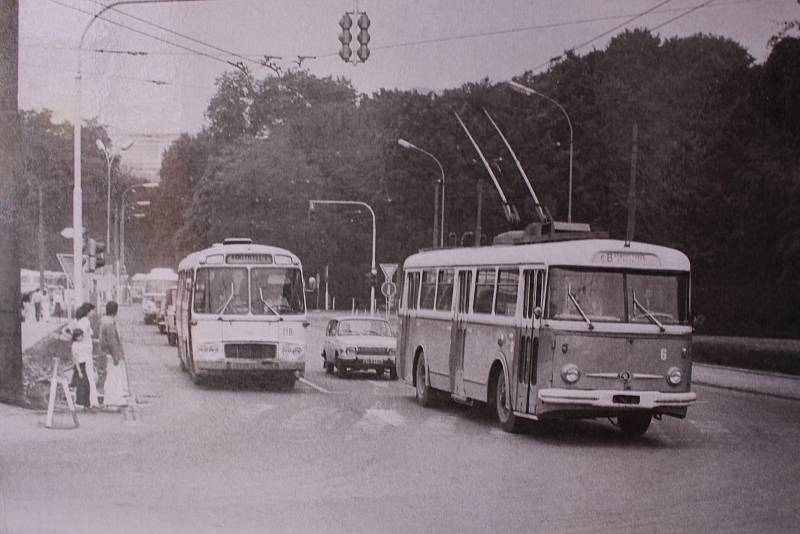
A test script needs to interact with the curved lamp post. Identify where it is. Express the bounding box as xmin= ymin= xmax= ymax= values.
xmin=398 ymin=138 xmax=445 ymax=247
xmin=507 ymin=80 xmax=574 ymax=222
